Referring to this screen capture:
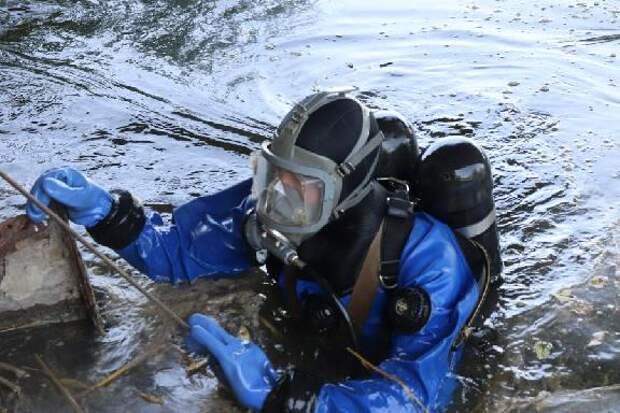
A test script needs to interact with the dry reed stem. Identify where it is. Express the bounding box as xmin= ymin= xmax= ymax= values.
xmin=138 ymin=391 xmax=164 ymax=405
xmin=60 ymin=378 xmax=92 ymax=391
xmin=82 ymin=343 xmax=166 ymax=394
xmin=185 ymin=358 xmax=209 ymax=375
xmin=0 ymin=376 xmax=21 ymax=395
xmin=0 ymin=362 xmax=28 ymax=378
xmin=35 ymin=355 xmax=84 ymax=413
xmin=346 ymin=347 xmax=429 ymax=413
